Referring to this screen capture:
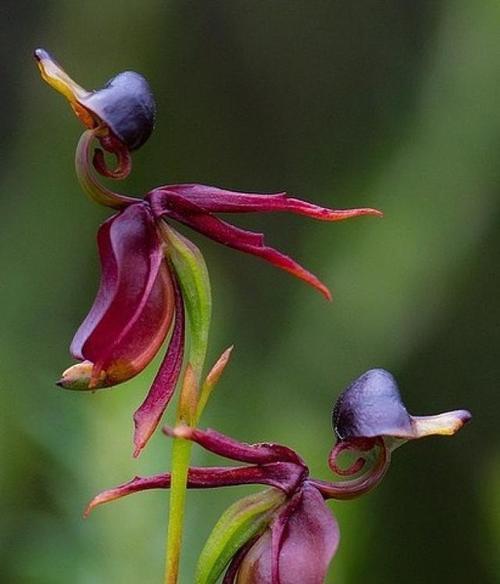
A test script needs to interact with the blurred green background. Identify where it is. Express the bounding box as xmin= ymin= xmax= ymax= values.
xmin=1 ymin=1 xmax=499 ymax=583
